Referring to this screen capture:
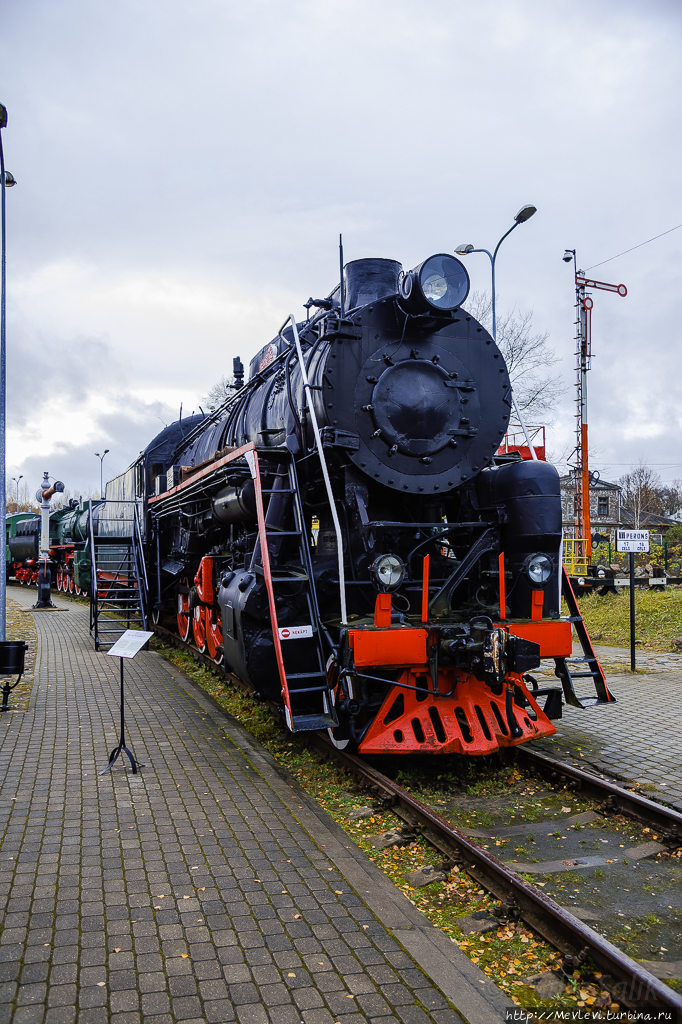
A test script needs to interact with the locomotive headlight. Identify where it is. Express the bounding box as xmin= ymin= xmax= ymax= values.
xmin=525 ymin=553 xmax=552 ymax=585
xmin=399 ymin=254 xmax=470 ymax=314
xmin=371 ymin=554 xmax=405 ymax=592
